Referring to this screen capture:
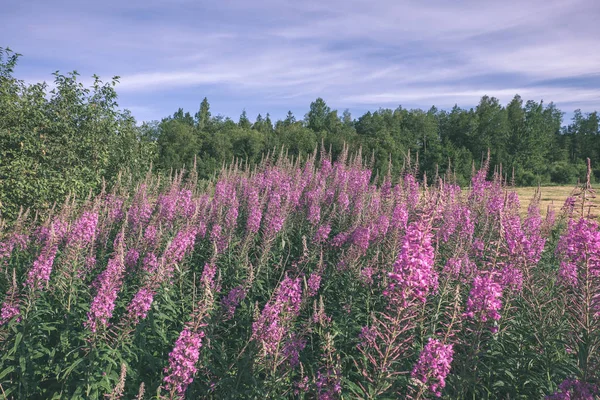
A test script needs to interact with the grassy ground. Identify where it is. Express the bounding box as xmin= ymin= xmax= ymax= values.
xmin=513 ymin=185 xmax=599 ymax=218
